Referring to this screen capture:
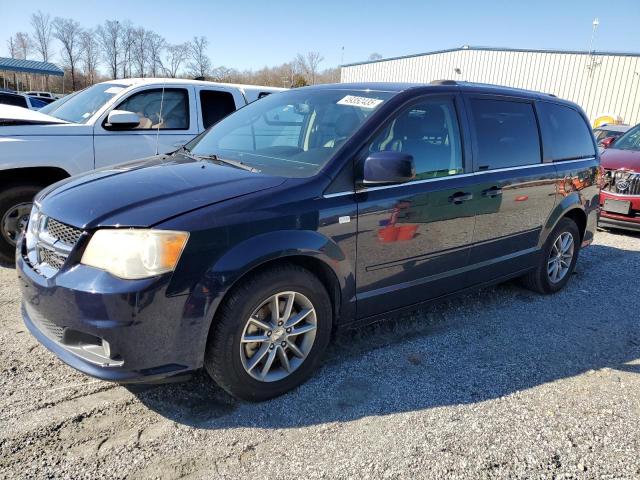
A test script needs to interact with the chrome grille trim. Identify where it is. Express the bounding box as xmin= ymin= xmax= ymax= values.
xmin=603 ymin=169 xmax=640 ymax=196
